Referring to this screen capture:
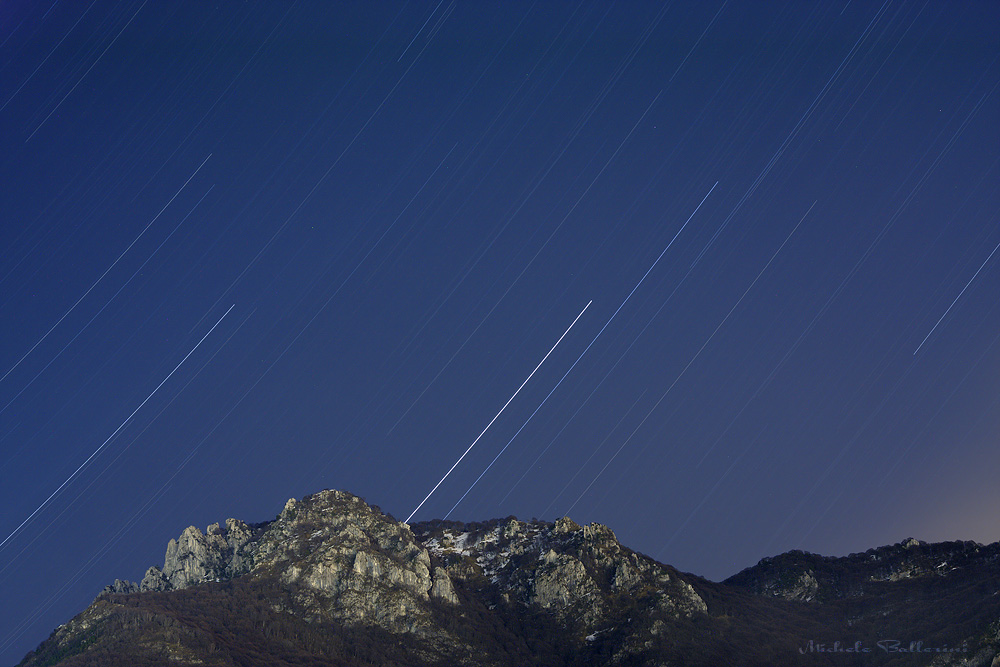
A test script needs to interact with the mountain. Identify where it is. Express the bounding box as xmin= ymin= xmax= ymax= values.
xmin=17 ymin=489 xmax=1000 ymax=666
